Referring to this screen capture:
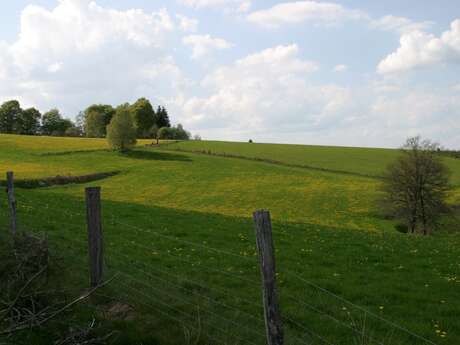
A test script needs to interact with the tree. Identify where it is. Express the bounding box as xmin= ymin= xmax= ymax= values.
xmin=17 ymin=108 xmax=41 ymax=135
xmin=380 ymin=136 xmax=451 ymax=235
xmin=130 ymin=98 xmax=155 ymax=138
xmin=106 ymin=105 xmax=137 ymax=152
xmin=157 ymin=126 xmax=175 ymax=140
xmin=41 ymin=109 xmax=72 ymax=136
xmin=154 ymin=106 xmax=171 ymax=128
xmin=64 ymin=125 xmax=83 ymax=137
xmin=84 ymin=104 xmax=115 ymax=137
xmin=175 ymin=124 xmax=191 ymax=140
xmin=150 ymin=124 xmax=160 ymax=144
xmin=0 ymin=100 xmax=22 ymax=133
xmin=158 ymin=124 xmax=190 ymax=140
xmin=75 ymin=111 xmax=85 ymax=136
